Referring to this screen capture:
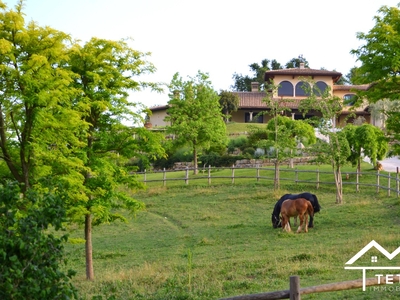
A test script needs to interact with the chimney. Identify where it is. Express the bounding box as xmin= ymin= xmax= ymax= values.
xmin=251 ymin=82 xmax=259 ymax=92
xmin=300 ymin=62 xmax=305 ymax=69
